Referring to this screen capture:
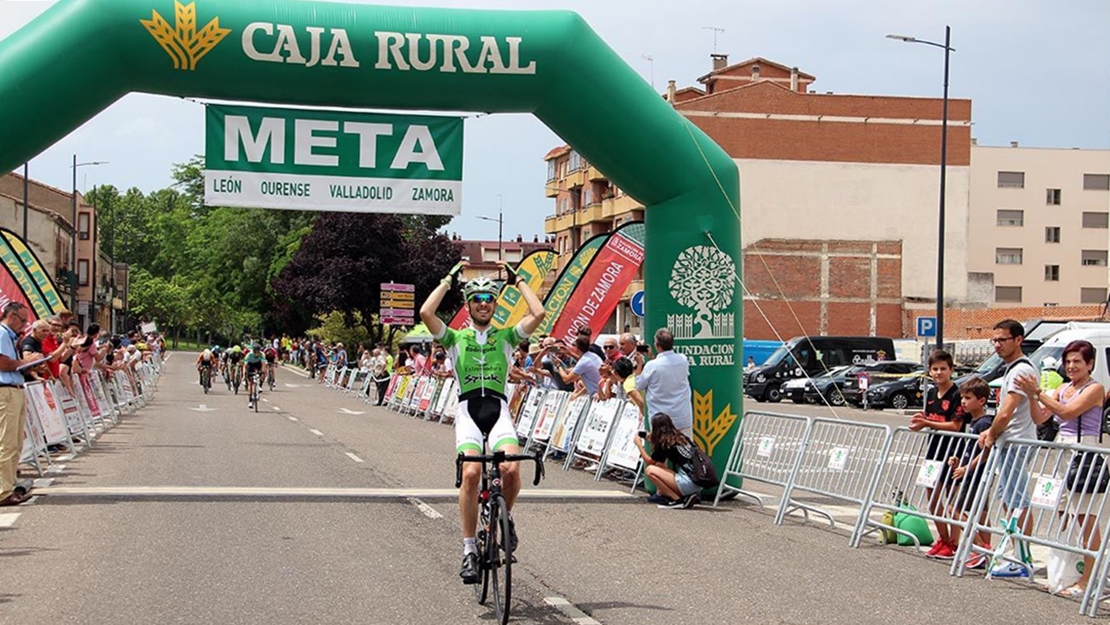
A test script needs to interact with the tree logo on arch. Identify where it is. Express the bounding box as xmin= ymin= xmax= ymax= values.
xmin=668 ymin=245 xmax=736 ymax=340
xmin=141 ymin=1 xmax=231 ymax=71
